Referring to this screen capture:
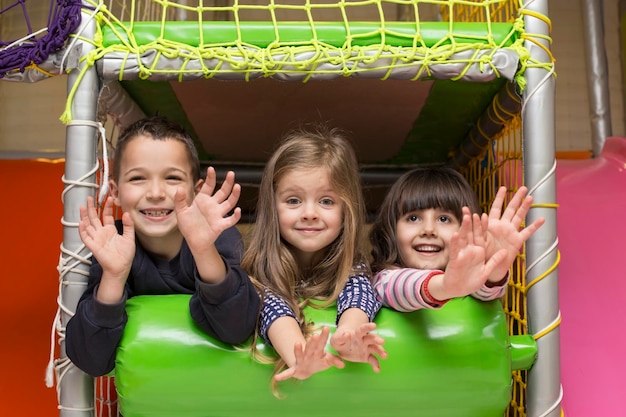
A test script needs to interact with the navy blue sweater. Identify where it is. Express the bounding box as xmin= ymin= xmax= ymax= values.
xmin=66 ymin=223 xmax=259 ymax=377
